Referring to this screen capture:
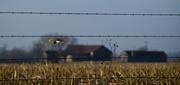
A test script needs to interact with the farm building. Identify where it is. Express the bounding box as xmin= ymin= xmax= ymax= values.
xmin=119 ymin=51 xmax=167 ymax=62
xmin=45 ymin=51 xmax=59 ymax=63
xmin=45 ymin=45 xmax=112 ymax=62
xmin=63 ymin=45 xmax=112 ymax=61
xmin=45 ymin=51 xmax=70 ymax=63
